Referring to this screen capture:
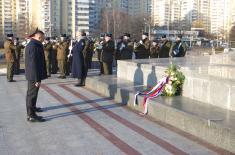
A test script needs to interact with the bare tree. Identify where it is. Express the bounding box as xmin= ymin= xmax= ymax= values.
xmin=100 ymin=8 xmax=146 ymax=40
